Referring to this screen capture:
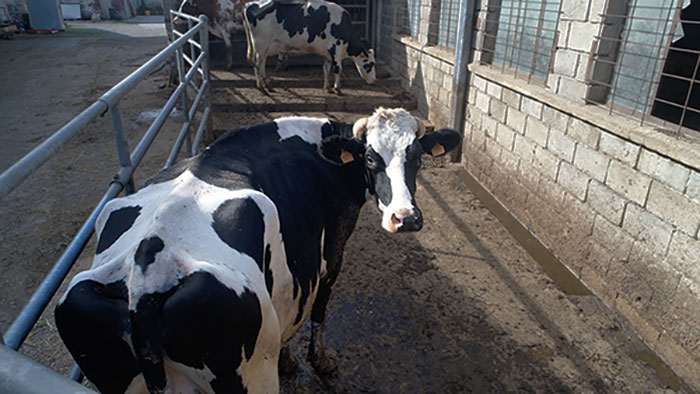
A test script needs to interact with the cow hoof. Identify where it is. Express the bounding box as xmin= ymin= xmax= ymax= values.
xmin=335 ymin=90 xmax=344 ymax=97
xmin=309 ymin=352 xmax=337 ymax=375
xmin=279 ymin=347 xmax=298 ymax=375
